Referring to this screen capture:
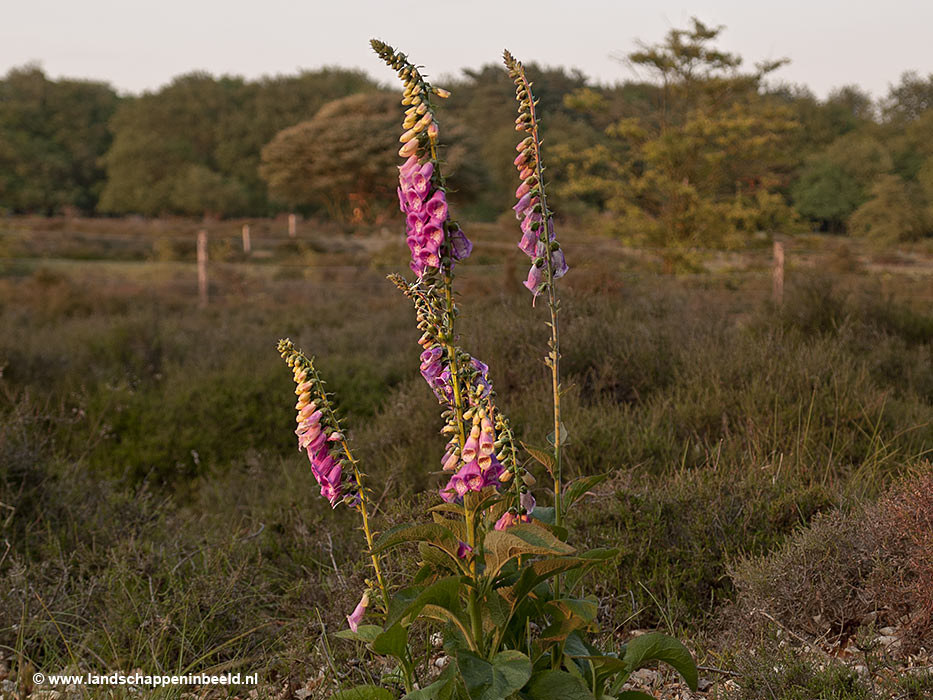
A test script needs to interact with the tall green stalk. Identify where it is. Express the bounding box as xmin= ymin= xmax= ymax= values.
xmin=373 ymin=39 xmax=483 ymax=652
xmin=504 ymin=51 xmax=565 ymax=529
